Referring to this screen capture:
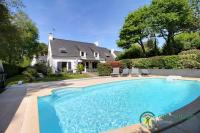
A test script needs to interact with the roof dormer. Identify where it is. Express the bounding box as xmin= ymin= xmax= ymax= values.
xmin=80 ymin=51 xmax=86 ymax=58
xmin=59 ymin=48 xmax=67 ymax=53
